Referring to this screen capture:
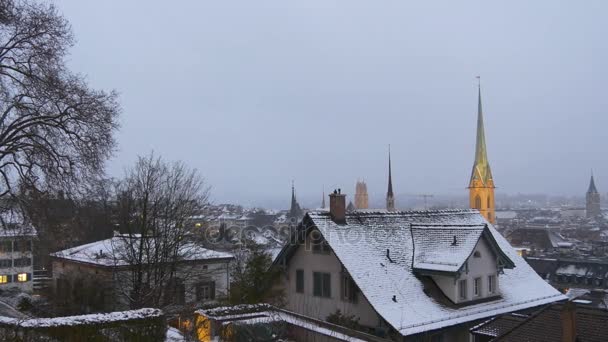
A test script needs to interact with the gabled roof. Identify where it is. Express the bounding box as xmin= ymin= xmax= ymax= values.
xmin=274 ymin=209 xmax=565 ymax=336
xmin=411 ymin=224 xmax=514 ymax=275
